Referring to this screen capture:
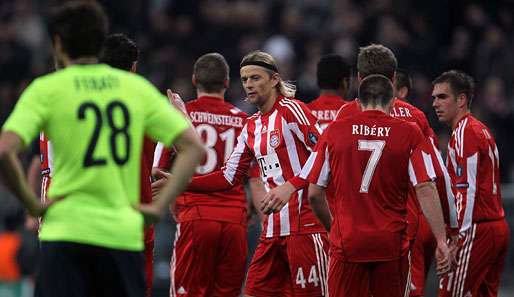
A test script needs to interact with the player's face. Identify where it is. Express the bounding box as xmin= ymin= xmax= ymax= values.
xmin=240 ymin=66 xmax=279 ymax=107
xmin=432 ymin=82 xmax=459 ymax=125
